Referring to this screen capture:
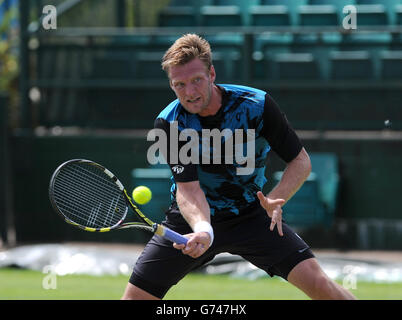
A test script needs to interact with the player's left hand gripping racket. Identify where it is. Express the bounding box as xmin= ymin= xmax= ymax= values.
xmin=49 ymin=159 xmax=188 ymax=244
